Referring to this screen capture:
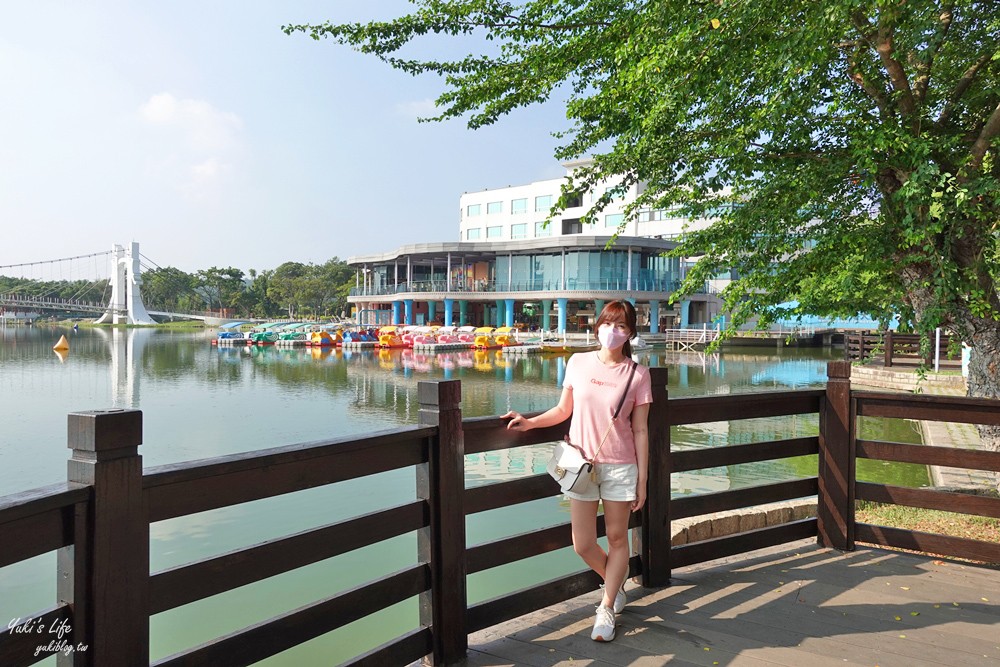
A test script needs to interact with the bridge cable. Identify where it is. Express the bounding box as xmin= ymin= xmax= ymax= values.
xmin=0 ymin=250 xmax=111 ymax=271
